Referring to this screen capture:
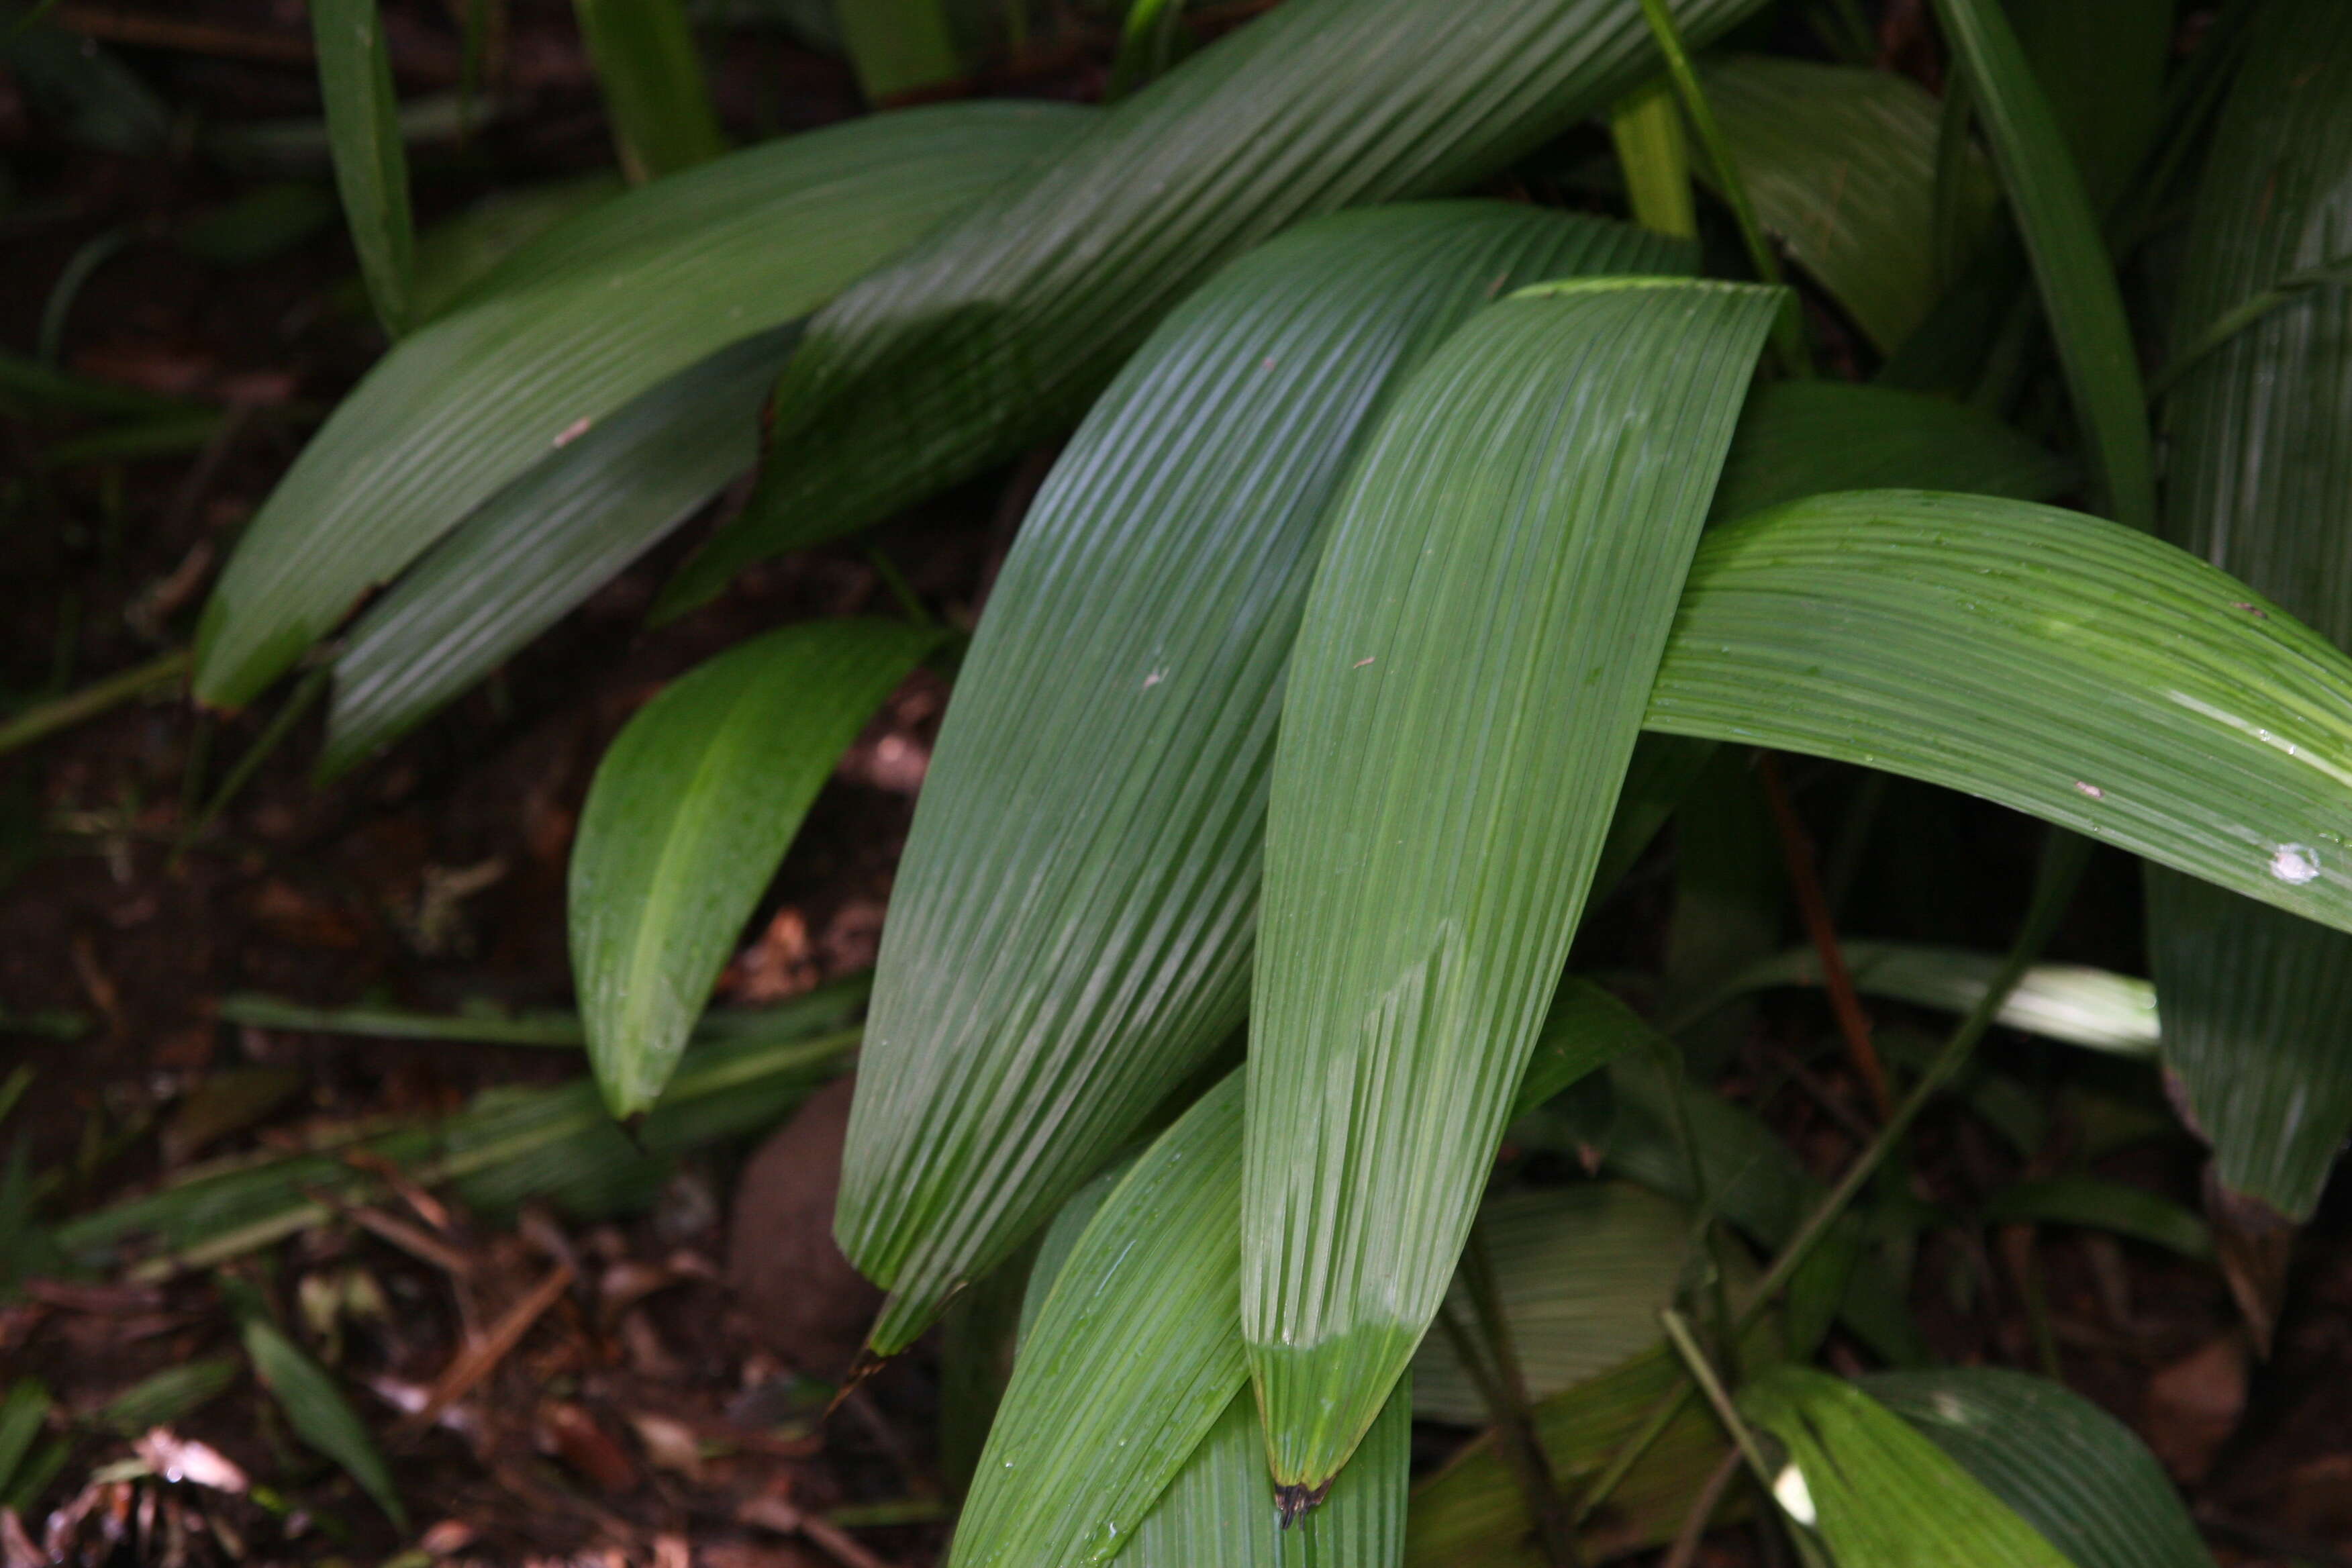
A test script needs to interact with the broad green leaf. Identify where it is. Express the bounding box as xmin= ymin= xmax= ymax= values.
xmin=1865 ymin=1367 xmax=2213 ymax=1568
xmin=836 ymin=0 xmax=963 ymax=101
xmin=323 ymin=327 xmax=791 ymax=775
xmin=1244 ymin=280 xmax=1780 ymax=1492
xmin=2145 ymin=0 xmax=2352 ymax=1221
xmin=1609 ymin=79 xmax=1696 ymax=238
xmin=1982 ymin=1175 xmax=2212 ymax=1260
xmin=1718 ymin=940 xmax=2159 ymax=1057
xmin=242 ymin=1316 xmax=406 ymax=1527
xmin=572 ymin=0 xmax=727 ymax=181
xmin=839 ymin=203 xmax=1690 ymax=1352
xmin=656 ymin=0 xmax=1772 ymax=611
xmin=406 ymin=174 xmax=626 ymax=324
xmin=1929 ymin=0 xmax=2155 ymax=531
xmin=1647 ymin=491 xmax=2352 ymax=940
xmin=193 ymin=101 xmax=1086 ymax=709
xmin=1412 ymin=1184 xmax=1696 ymax=1425
xmin=1700 ymin=55 xmax=1997 ymax=353
xmin=1742 ymin=1366 xmax=2074 ymax=1567
xmin=571 ymin=620 xmax=935 ymax=1115
xmin=1711 ymin=379 xmax=2073 ymax=525
xmin=311 ymin=0 xmax=415 ymax=337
